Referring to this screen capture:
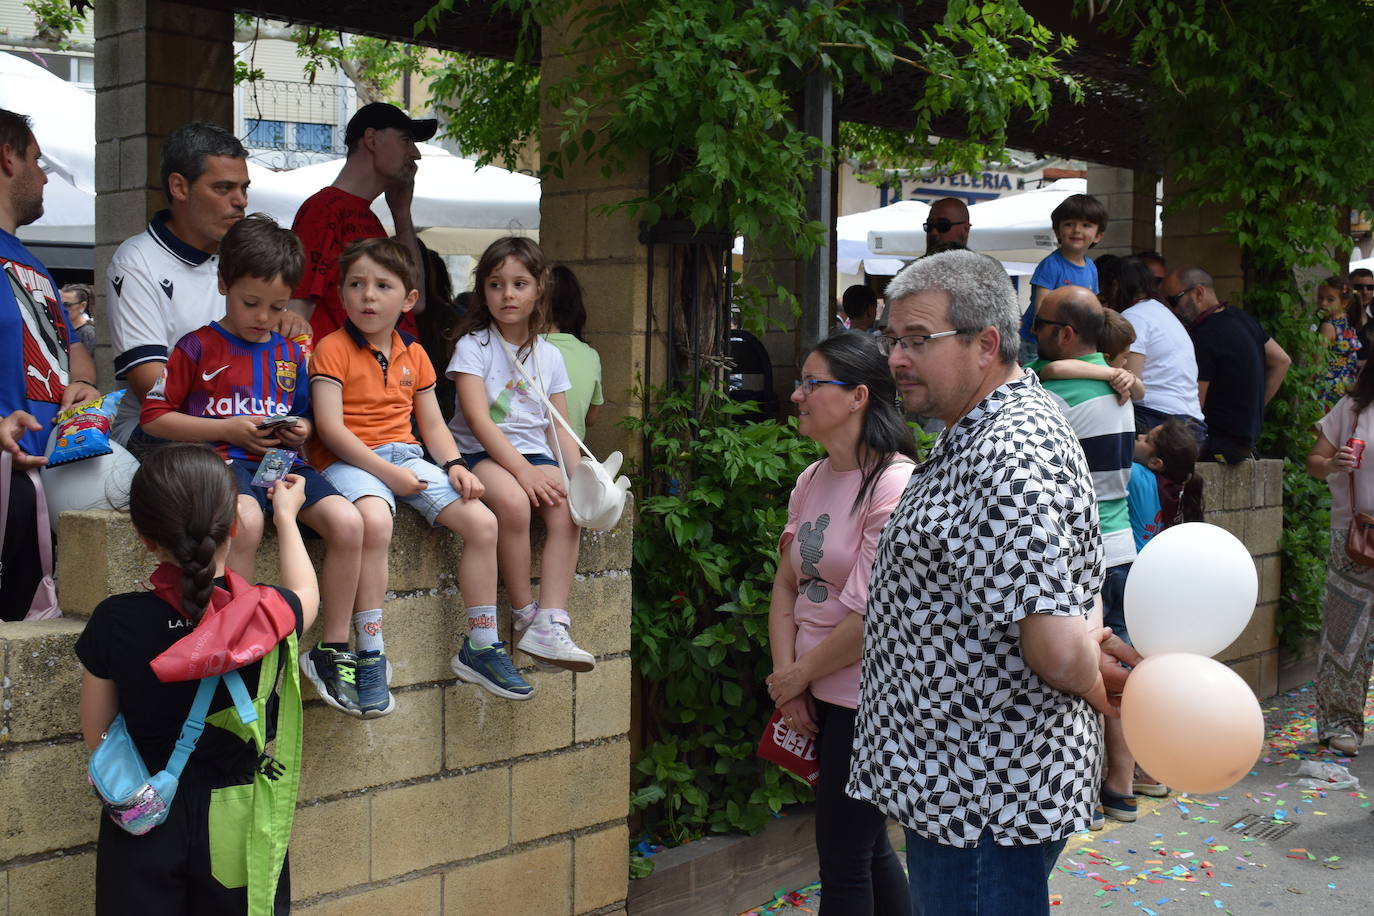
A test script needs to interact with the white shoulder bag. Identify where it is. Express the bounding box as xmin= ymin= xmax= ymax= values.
xmin=500 ymin=338 xmax=631 ymax=531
